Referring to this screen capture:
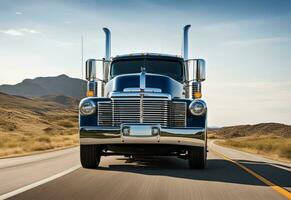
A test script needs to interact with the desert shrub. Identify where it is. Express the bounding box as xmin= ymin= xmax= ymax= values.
xmin=0 ymin=121 xmax=17 ymax=131
xmin=37 ymin=136 xmax=51 ymax=143
xmin=43 ymin=127 xmax=54 ymax=132
xmin=277 ymin=144 xmax=291 ymax=159
xmin=31 ymin=142 xmax=52 ymax=151
xmin=208 ymin=135 xmax=218 ymax=139
xmin=57 ymin=120 xmax=75 ymax=128
xmin=20 ymin=136 xmax=29 ymax=142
